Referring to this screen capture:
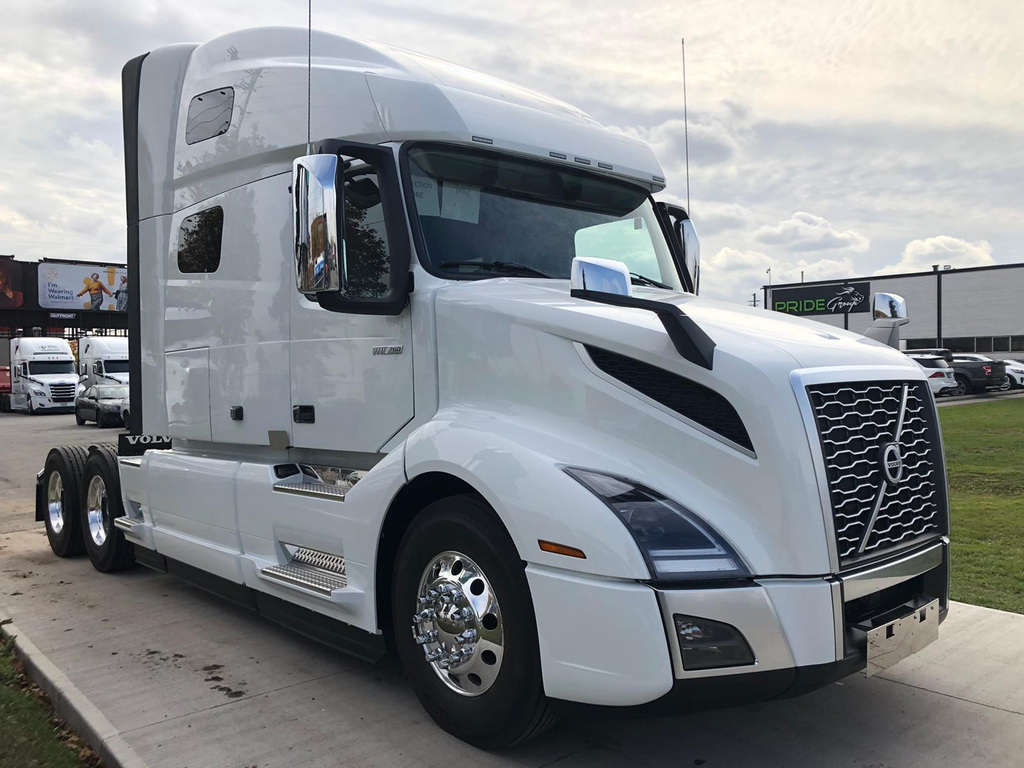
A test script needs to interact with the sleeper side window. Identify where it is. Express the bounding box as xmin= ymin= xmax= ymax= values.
xmin=177 ymin=207 xmax=224 ymax=274
xmin=185 ymin=87 xmax=234 ymax=145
